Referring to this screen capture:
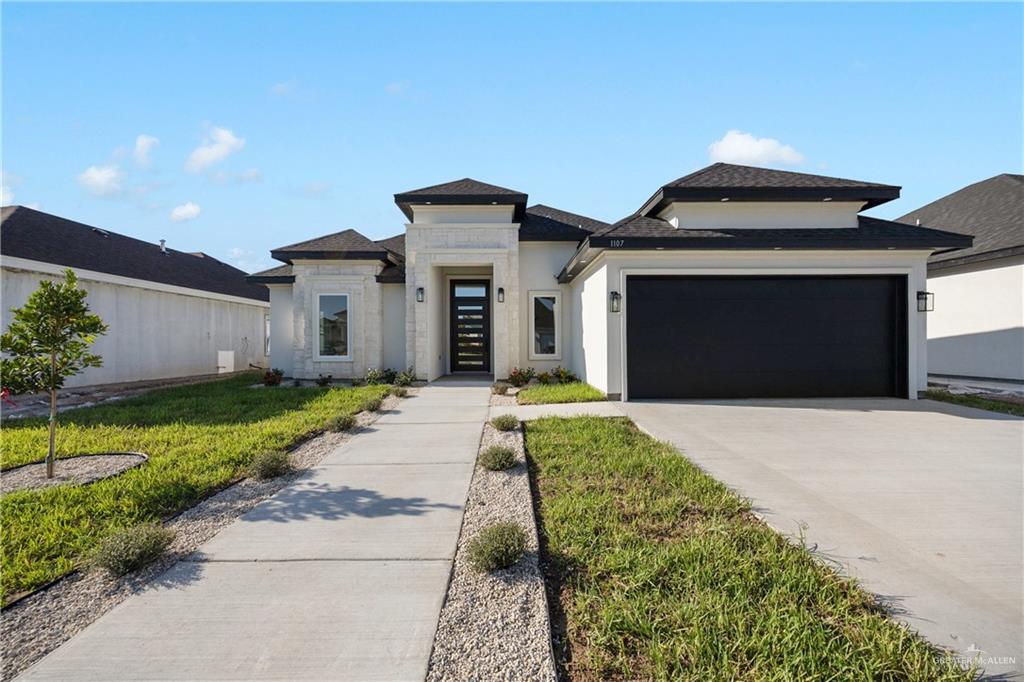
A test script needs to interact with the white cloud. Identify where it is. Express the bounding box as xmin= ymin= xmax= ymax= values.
xmin=270 ymin=80 xmax=298 ymax=96
xmin=77 ymin=164 xmax=123 ymax=196
xmin=185 ymin=127 xmax=245 ymax=173
xmin=239 ymin=168 xmax=263 ymax=183
xmin=303 ymin=181 xmax=329 ymax=197
xmin=385 ymin=80 xmax=411 ymax=96
xmin=170 ymin=201 xmax=202 ymax=222
xmin=1 ymin=185 xmax=13 ymax=205
xmin=133 ymin=134 xmax=160 ymax=166
xmin=708 ymin=130 xmax=804 ymax=166
xmin=25 ymin=202 xmax=41 ymax=210
xmin=226 ymin=247 xmax=270 ymax=273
